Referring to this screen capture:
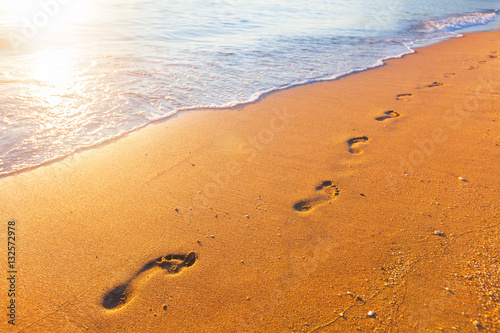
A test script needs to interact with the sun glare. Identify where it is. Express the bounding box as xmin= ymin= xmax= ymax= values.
xmin=1 ymin=0 xmax=98 ymax=48
xmin=27 ymin=48 xmax=85 ymax=112
xmin=0 ymin=1 xmax=39 ymax=19
xmin=31 ymin=49 xmax=75 ymax=85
